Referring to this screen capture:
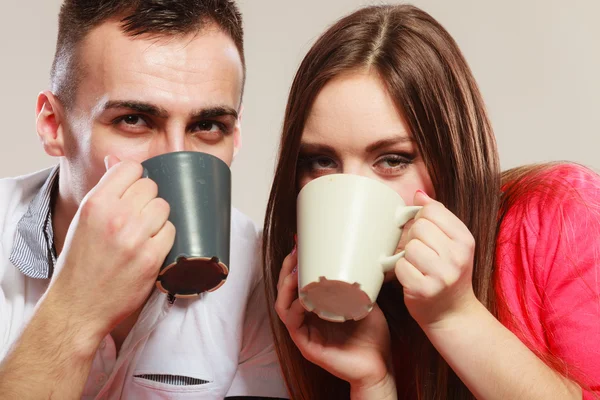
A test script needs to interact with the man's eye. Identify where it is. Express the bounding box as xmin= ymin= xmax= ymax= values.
xmin=193 ymin=120 xmax=228 ymax=133
xmin=113 ymin=115 xmax=148 ymax=128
